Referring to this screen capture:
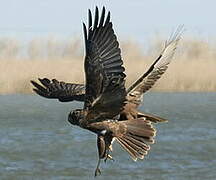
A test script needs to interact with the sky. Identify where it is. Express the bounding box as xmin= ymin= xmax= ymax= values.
xmin=0 ymin=0 xmax=215 ymax=44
